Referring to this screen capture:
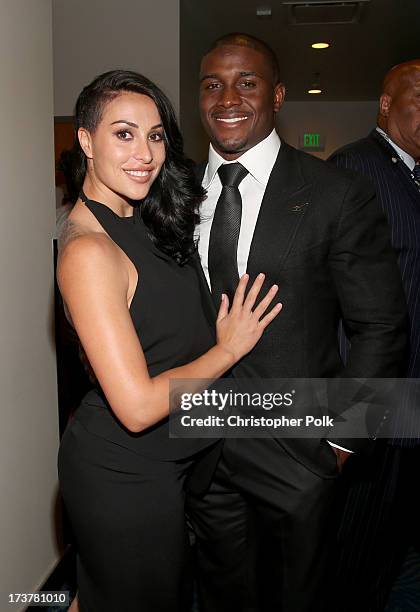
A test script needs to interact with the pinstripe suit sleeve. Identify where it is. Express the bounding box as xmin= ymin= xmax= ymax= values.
xmin=330 ymin=139 xmax=420 ymax=442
